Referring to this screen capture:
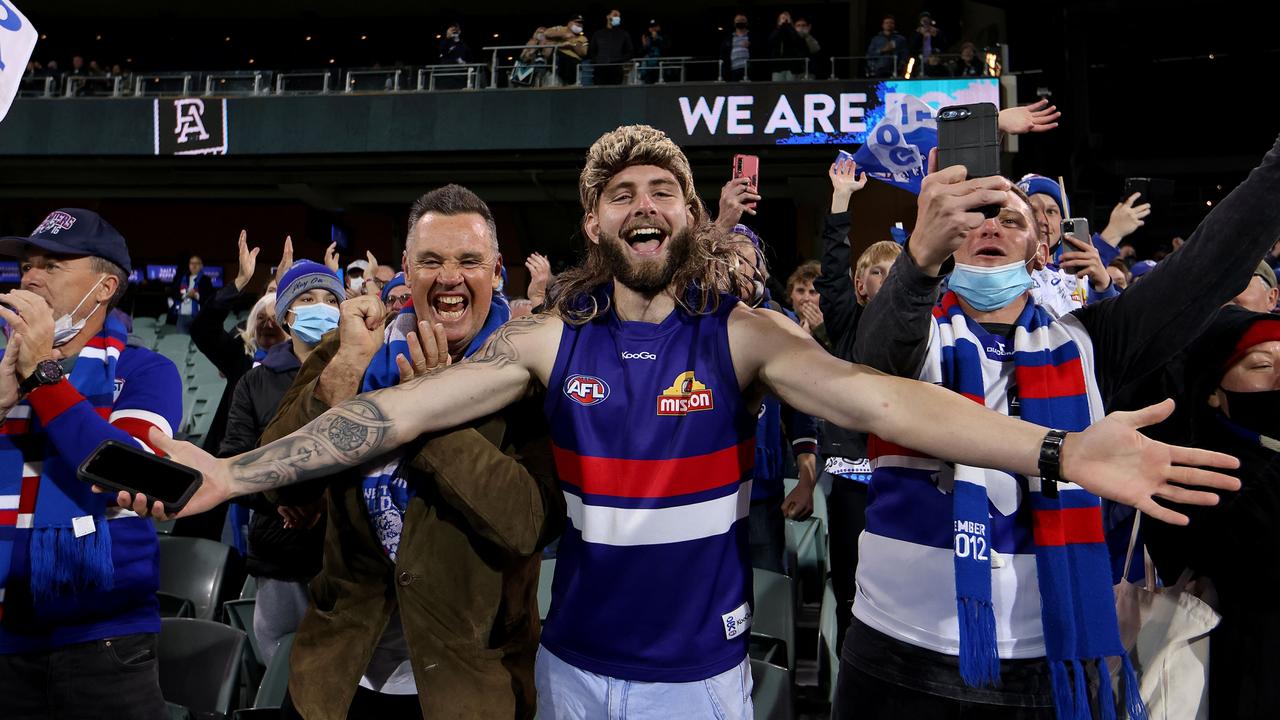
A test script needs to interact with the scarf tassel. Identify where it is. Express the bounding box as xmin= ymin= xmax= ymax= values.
xmin=1097 ymin=656 xmax=1117 ymax=720
xmin=1121 ymin=654 xmax=1148 ymax=720
xmin=956 ymin=596 xmax=1001 ymax=687
xmin=30 ymin=522 xmax=115 ymax=601
xmin=1071 ymin=659 xmax=1092 ymax=720
xmin=1049 ymin=661 xmax=1075 ymax=720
